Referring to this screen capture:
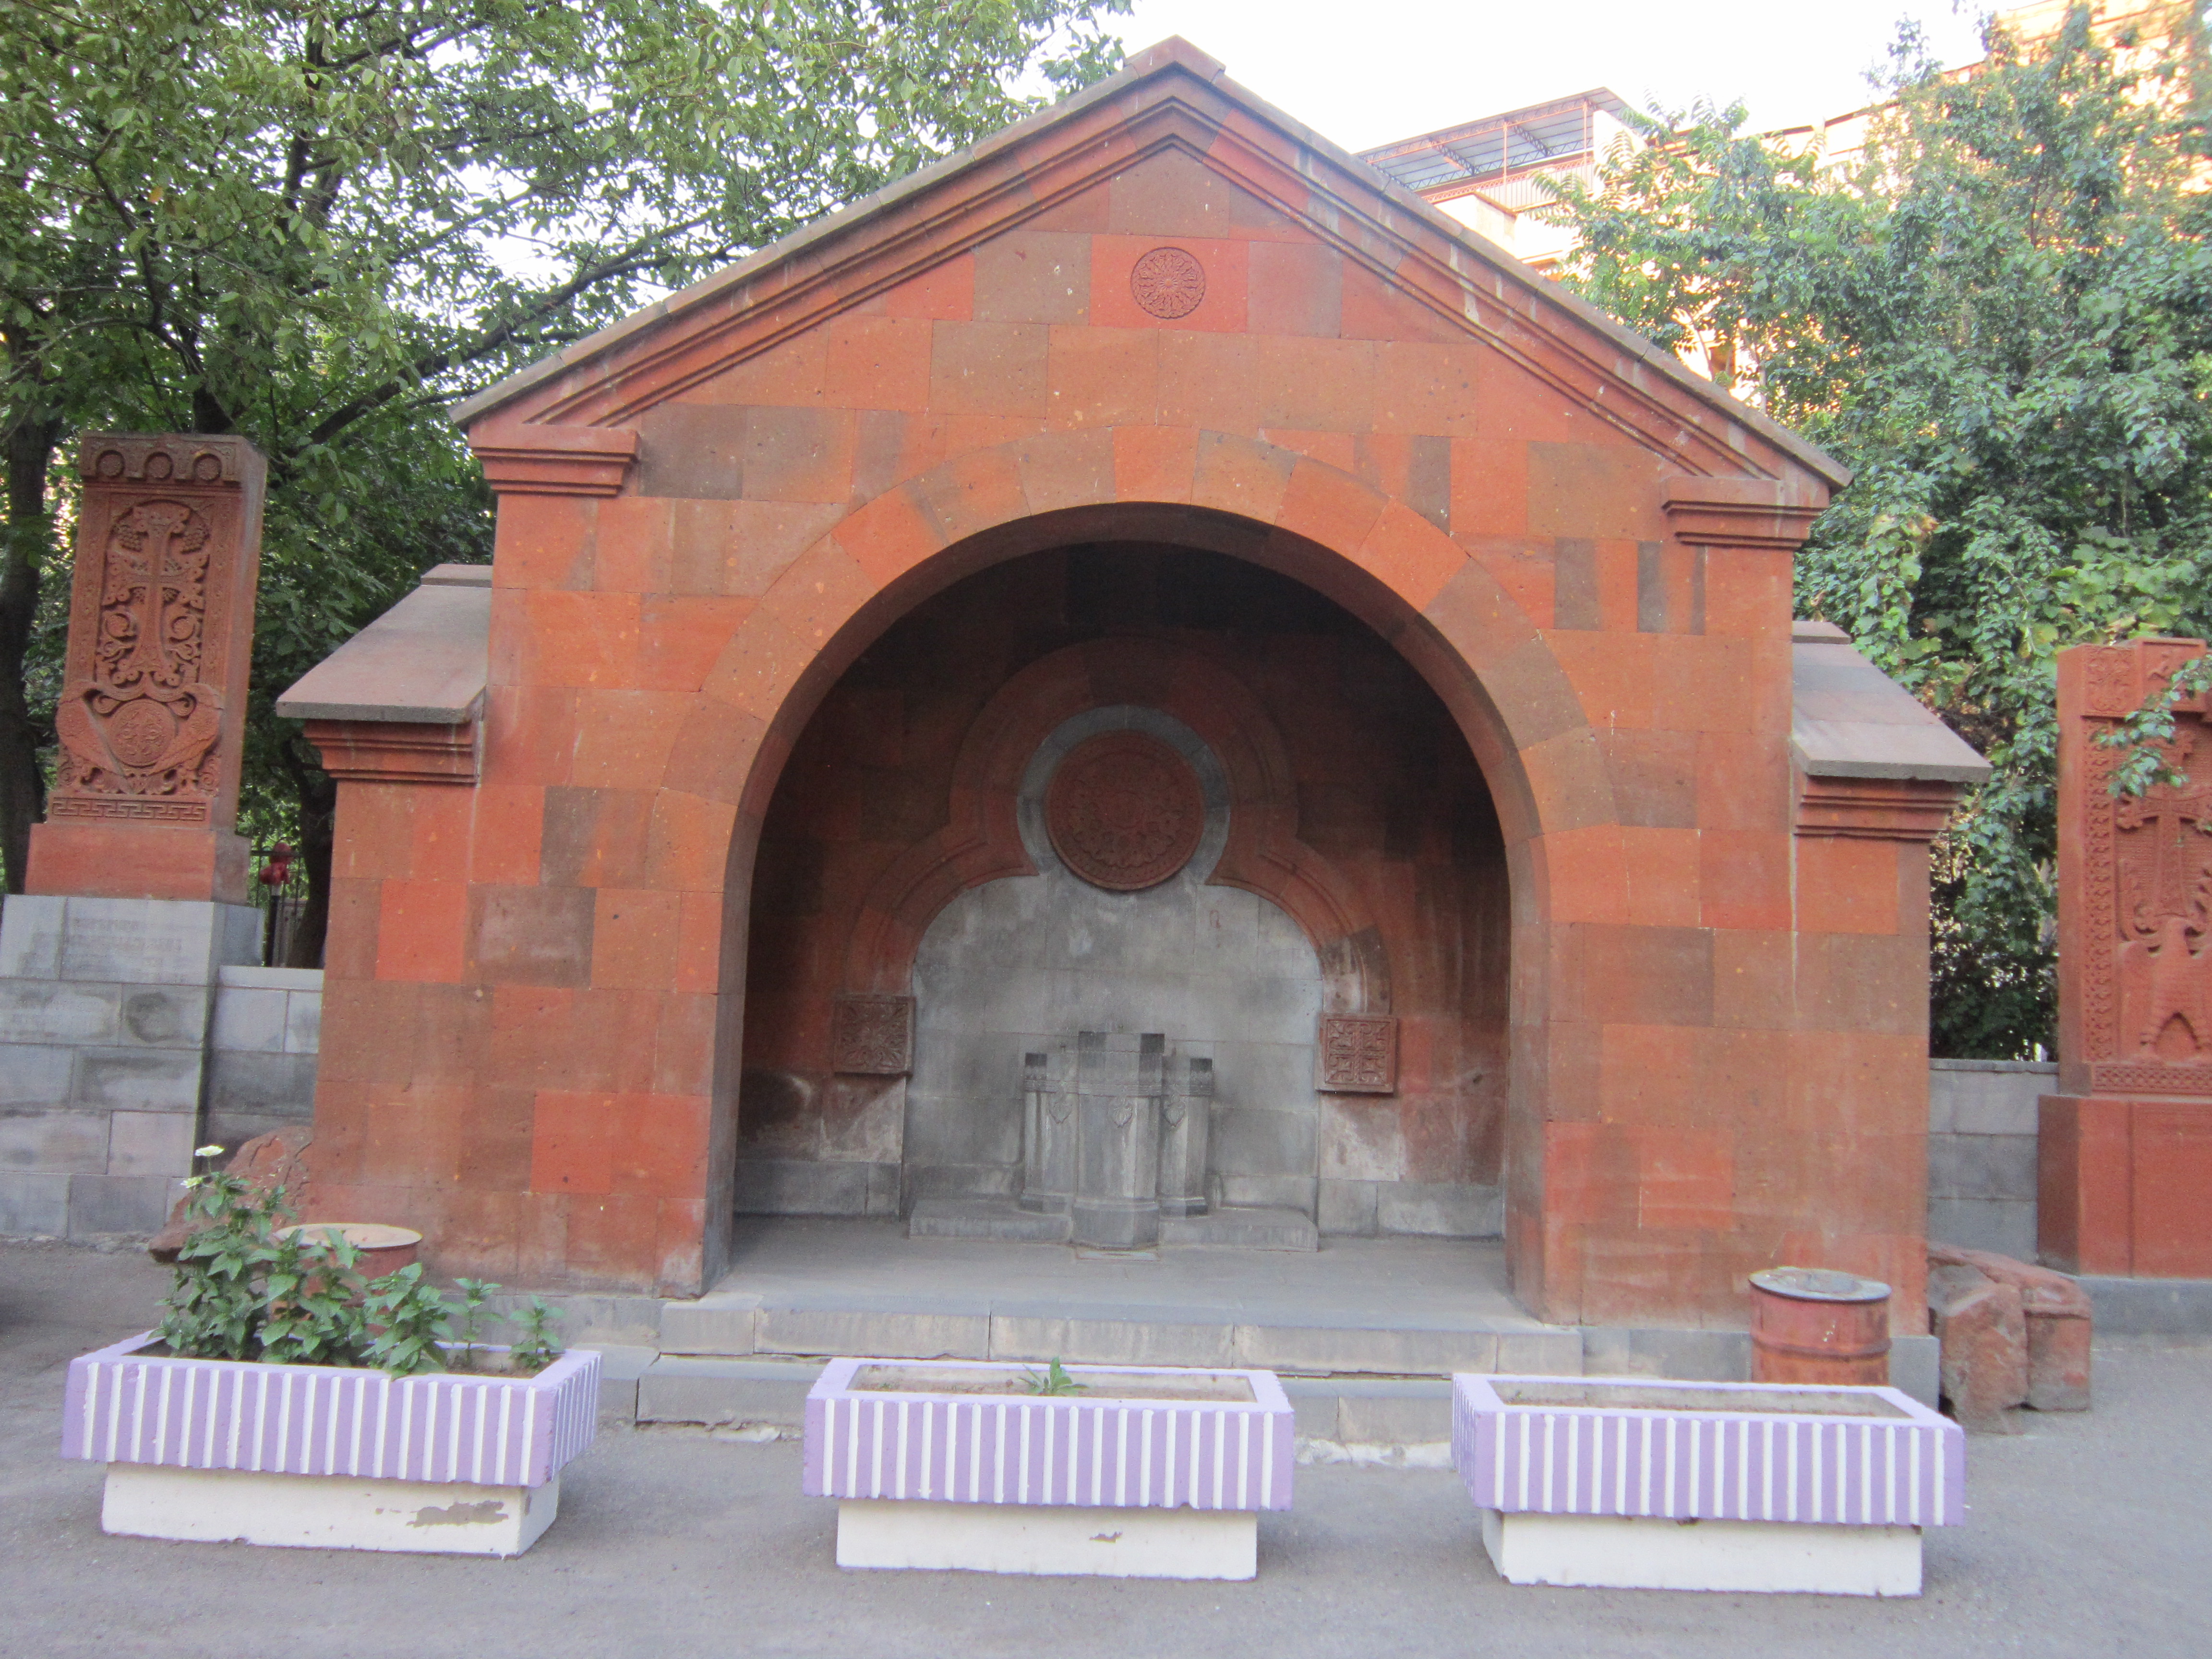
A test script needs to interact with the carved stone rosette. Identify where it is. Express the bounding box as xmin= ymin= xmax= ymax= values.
xmin=2058 ymin=638 xmax=2212 ymax=1096
xmin=831 ymin=993 xmax=915 ymax=1076
xmin=1317 ymin=1013 xmax=1399 ymax=1094
xmin=47 ymin=436 xmax=266 ymax=832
